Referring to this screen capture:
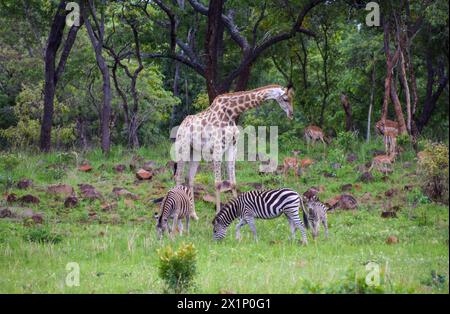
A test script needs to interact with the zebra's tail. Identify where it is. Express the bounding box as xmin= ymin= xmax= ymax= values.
xmin=300 ymin=197 xmax=310 ymax=229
